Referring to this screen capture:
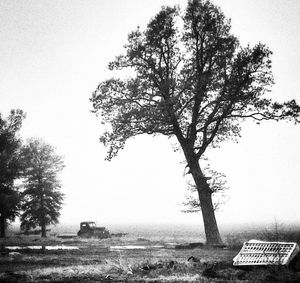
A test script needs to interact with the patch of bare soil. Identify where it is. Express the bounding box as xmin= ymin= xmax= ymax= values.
xmin=1 ymin=236 xmax=300 ymax=282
